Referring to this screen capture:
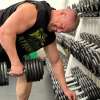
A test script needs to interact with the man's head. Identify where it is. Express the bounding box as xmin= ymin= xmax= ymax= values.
xmin=48 ymin=8 xmax=79 ymax=33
